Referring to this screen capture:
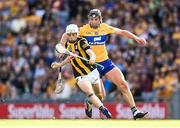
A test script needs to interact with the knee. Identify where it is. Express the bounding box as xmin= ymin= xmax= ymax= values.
xmin=96 ymin=93 xmax=104 ymax=101
xmin=117 ymin=80 xmax=129 ymax=91
xmin=99 ymin=89 xmax=106 ymax=101
xmin=102 ymin=90 xmax=106 ymax=100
